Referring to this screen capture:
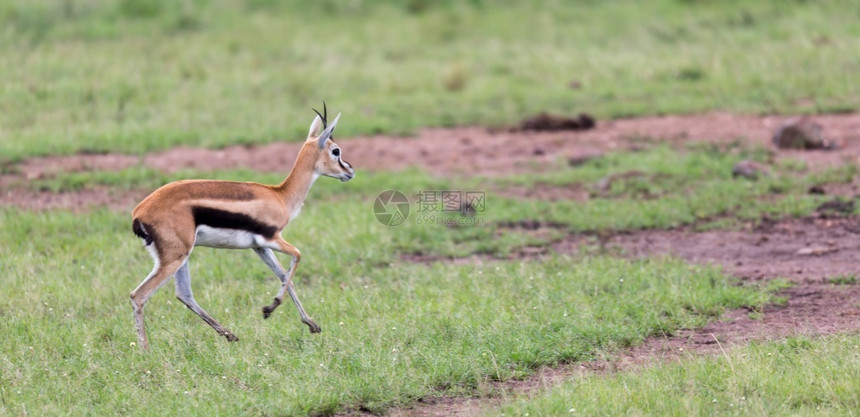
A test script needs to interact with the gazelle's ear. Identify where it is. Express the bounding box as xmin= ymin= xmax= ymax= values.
xmin=316 ymin=113 xmax=341 ymax=149
xmin=308 ymin=115 xmax=324 ymax=139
